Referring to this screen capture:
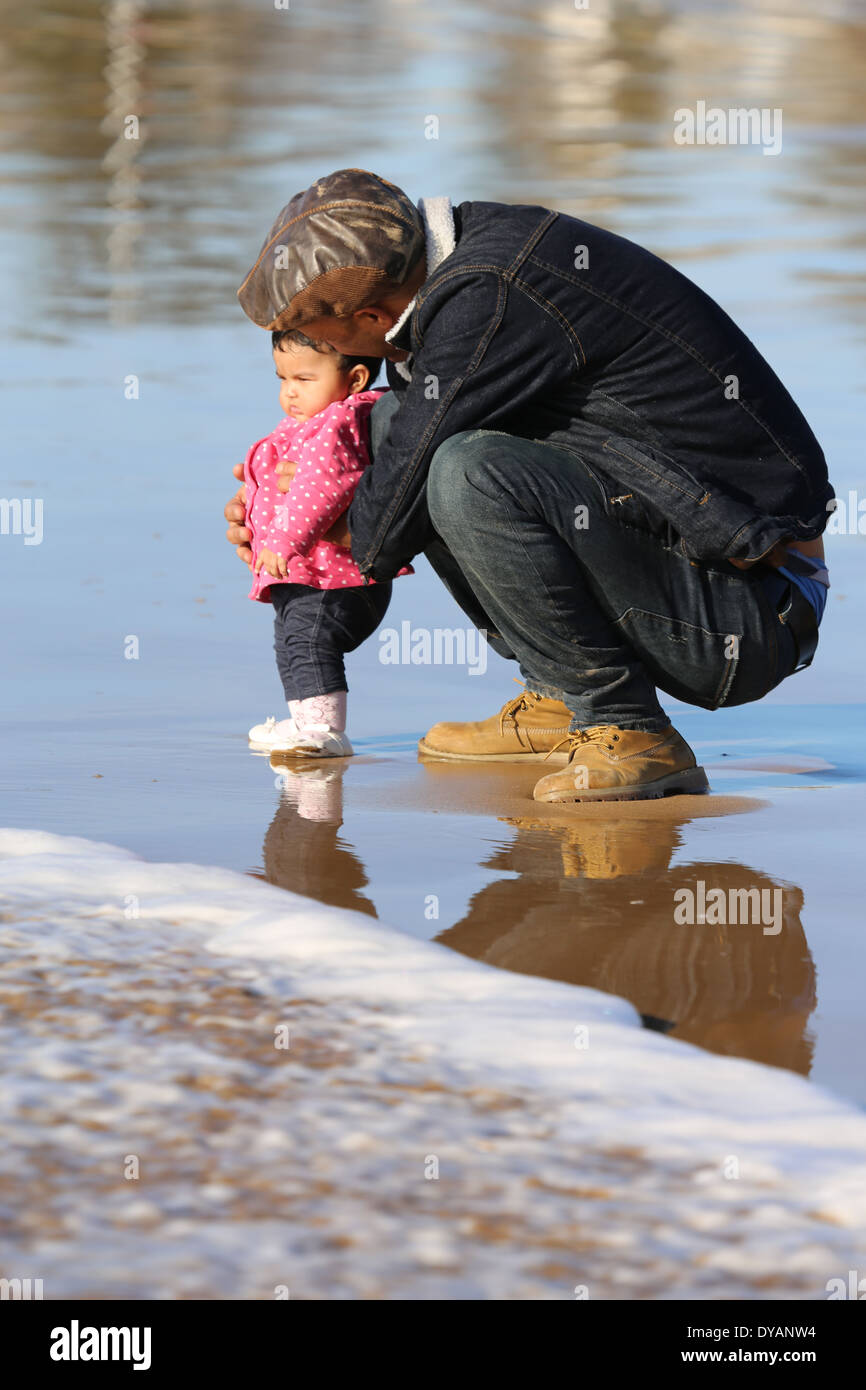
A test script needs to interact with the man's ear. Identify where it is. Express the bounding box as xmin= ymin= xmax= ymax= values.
xmin=353 ymin=305 xmax=395 ymax=331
